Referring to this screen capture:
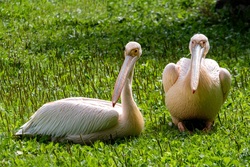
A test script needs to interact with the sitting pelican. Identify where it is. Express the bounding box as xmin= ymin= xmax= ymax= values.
xmin=16 ymin=42 xmax=144 ymax=144
xmin=162 ymin=34 xmax=231 ymax=132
